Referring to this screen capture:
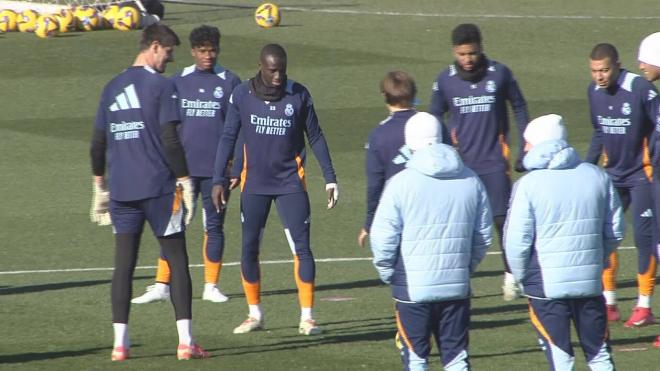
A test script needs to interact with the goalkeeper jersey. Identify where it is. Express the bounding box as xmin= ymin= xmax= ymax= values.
xmin=585 ymin=69 xmax=657 ymax=186
xmin=171 ymin=65 xmax=241 ymax=177
xmin=429 ymin=59 xmax=528 ymax=175
xmin=94 ymin=66 xmax=179 ymax=202
xmin=213 ymin=79 xmax=337 ymax=195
